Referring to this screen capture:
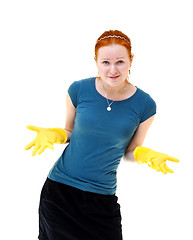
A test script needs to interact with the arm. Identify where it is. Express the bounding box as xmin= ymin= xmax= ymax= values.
xmin=123 ymin=115 xmax=155 ymax=161
xmin=124 ymin=115 xmax=179 ymax=174
xmin=25 ymin=93 xmax=76 ymax=156
xmin=64 ymin=93 xmax=76 ymax=142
